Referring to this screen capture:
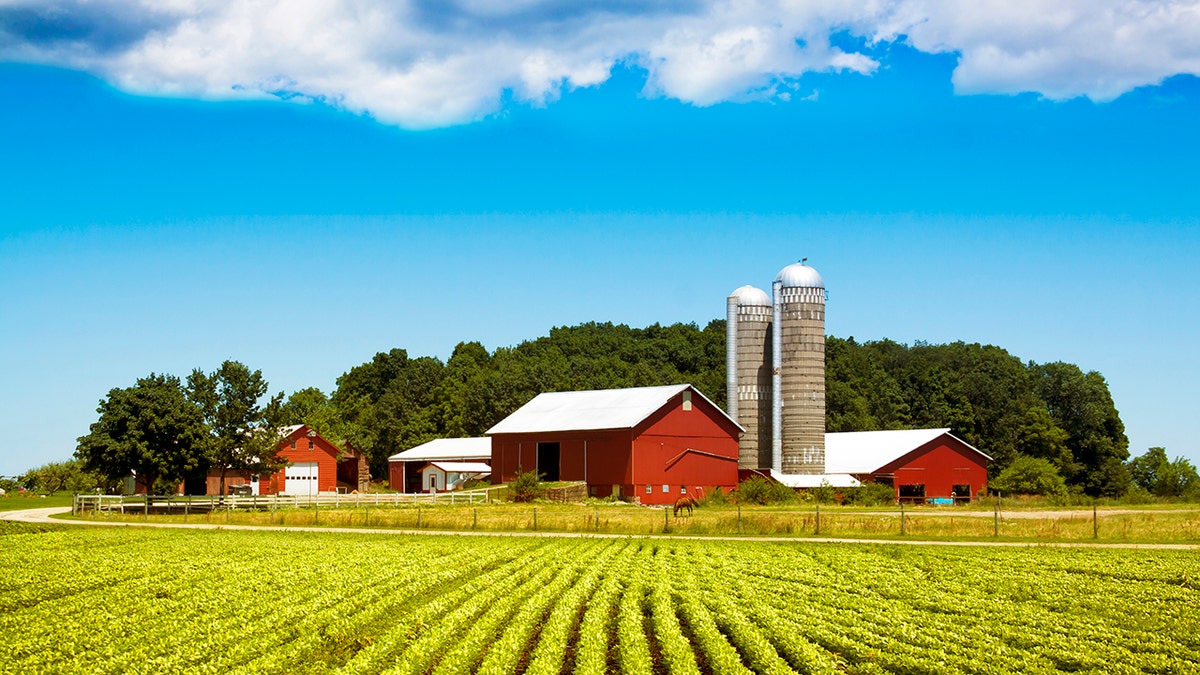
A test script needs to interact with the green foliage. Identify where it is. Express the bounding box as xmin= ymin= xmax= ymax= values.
xmin=509 ymin=468 xmax=545 ymax=503
xmin=19 ymin=460 xmax=106 ymax=494
xmin=840 ymin=482 xmax=897 ymax=506
xmin=4 ymin=530 xmax=1198 ymax=673
xmin=187 ymin=360 xmax=285 ymax=495
xmin=75 ymin=373 xmax=209 ymax=493
xmin=990 ymin=455 xmax=1069 ymax=496
xmin=733 ymin=476 xmax=798 ymax=505
xmin=1033 ymin=362 xmax=1130 ymax=497
xmin=1128 ymin=447 xmax=1200 ymax=499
